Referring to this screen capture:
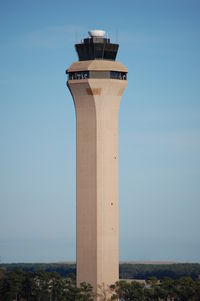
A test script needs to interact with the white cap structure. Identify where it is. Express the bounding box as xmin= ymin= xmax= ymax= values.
xmin=88 ymin=29 xmax=106 ymax=38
